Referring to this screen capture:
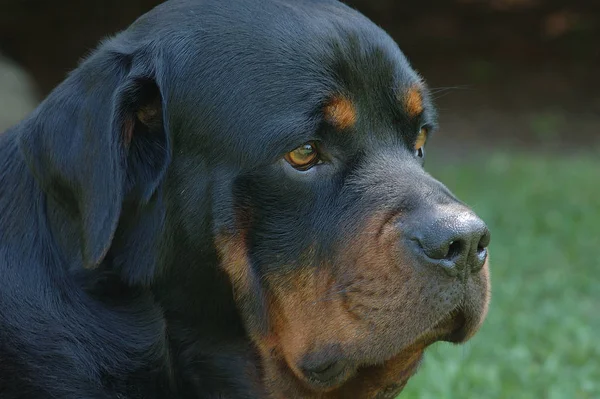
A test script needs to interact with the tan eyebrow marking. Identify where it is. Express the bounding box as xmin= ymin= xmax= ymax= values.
xmin=402 ymin=85 xmax=424 ymax=117
xmin=324 ymin=96 xmax=357 ymax=130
